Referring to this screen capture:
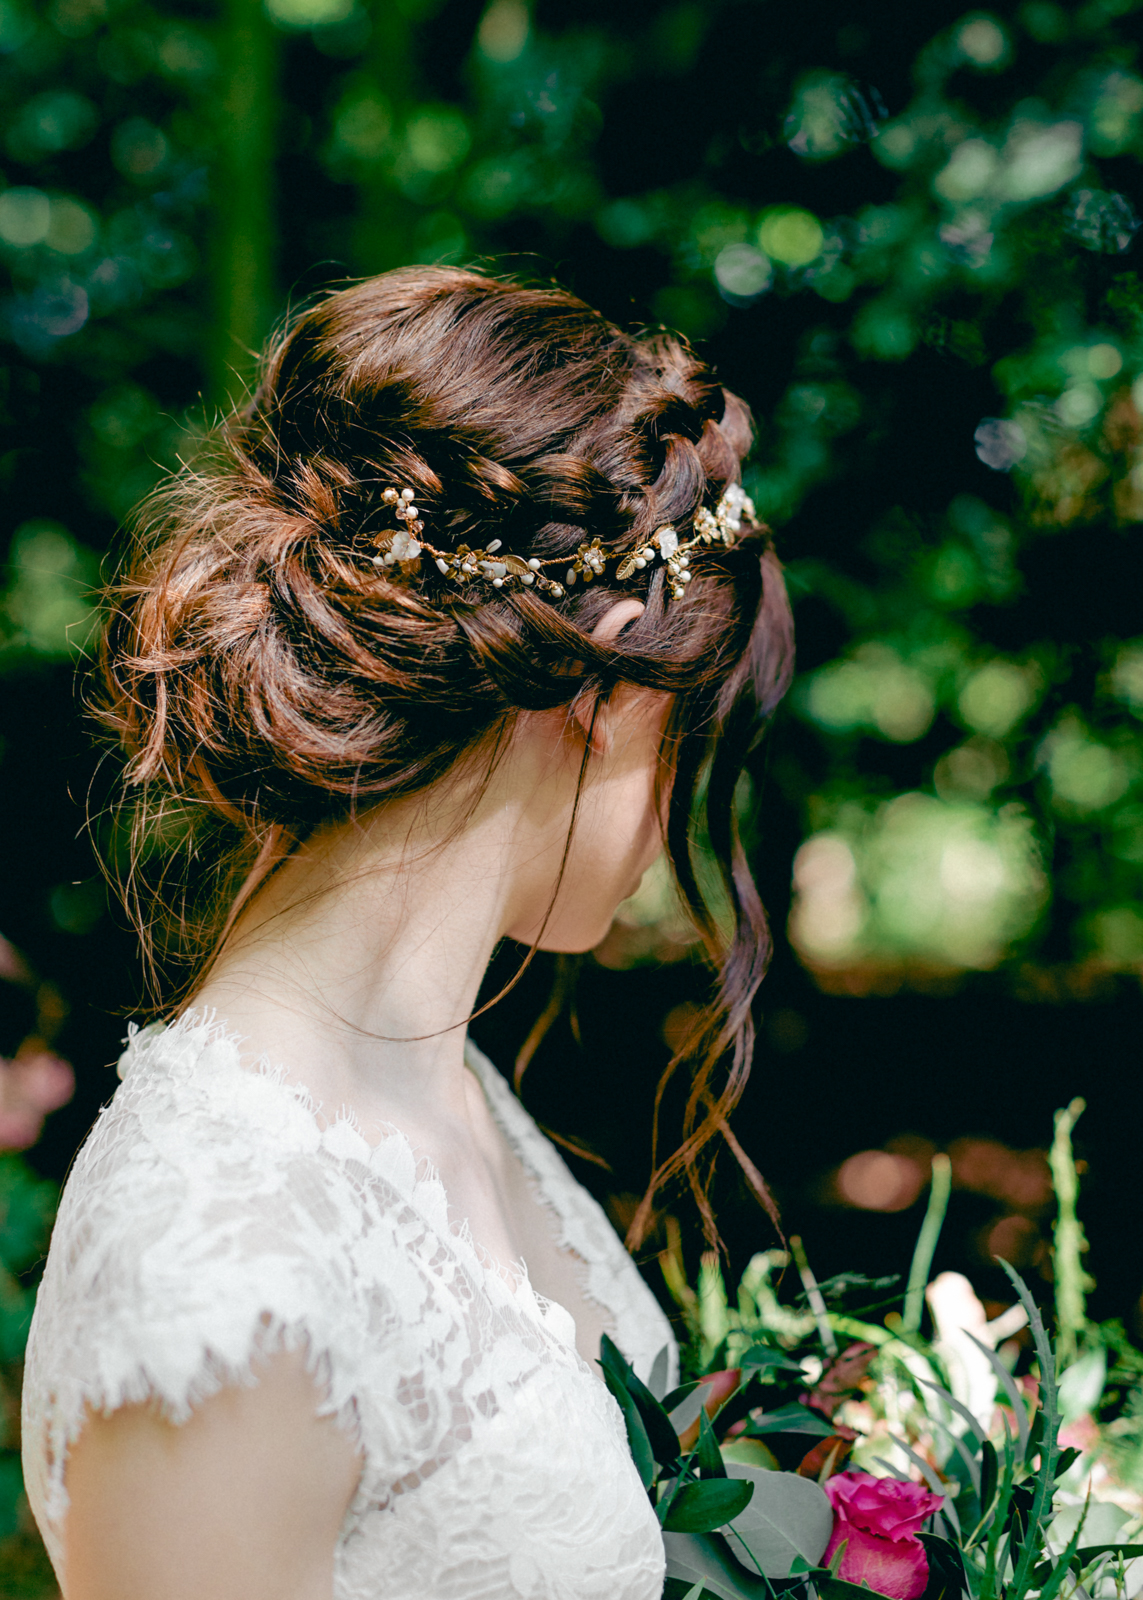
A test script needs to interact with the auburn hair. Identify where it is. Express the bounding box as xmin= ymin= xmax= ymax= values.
xmin=96 ymin=266 xmax=795 ymax=1249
